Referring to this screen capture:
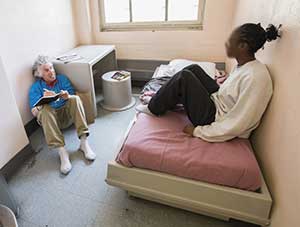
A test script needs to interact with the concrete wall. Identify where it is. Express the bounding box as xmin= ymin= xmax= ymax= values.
xmin=0 ymin=0 xmax=78 ymax=124
xmin=229 ymin=1 xmax=300 ymax=226
xmin=75 ymin=0 xmax=236 ymax=62
xmin=0 ymin=57 xmax=28 ymax=168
